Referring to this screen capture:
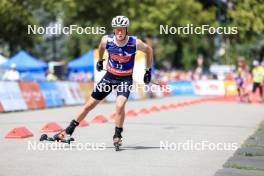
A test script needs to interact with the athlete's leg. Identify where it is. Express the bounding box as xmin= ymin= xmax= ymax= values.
xmin=258 ymin=84 xmax=264 ymax=101
xmin=115 ymin=95 xmax=128 ymax=128
xmin=112 ymin=77 xmax=132 ymax=145
xmin=114 ymin=78 xmax=132 ymax=129
xmin=252 ymin=82 xmax=258 ymax=94
xmin=237 ymin=87 xmax=242 ymax=101
xmin=59 ymin=74 xmax=113 ymax=137
xmin=75 ymin=73 xmax=113 ymax=123
xmin=113 ymin=95 xmax=128 ymax=146
xmin=57 ymin=97 xmax=101 ymax=138
xmin=242 ymin=88 xmax=250 ymax=103
xmin=75 ymin=97 xmax=101 ymax=122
